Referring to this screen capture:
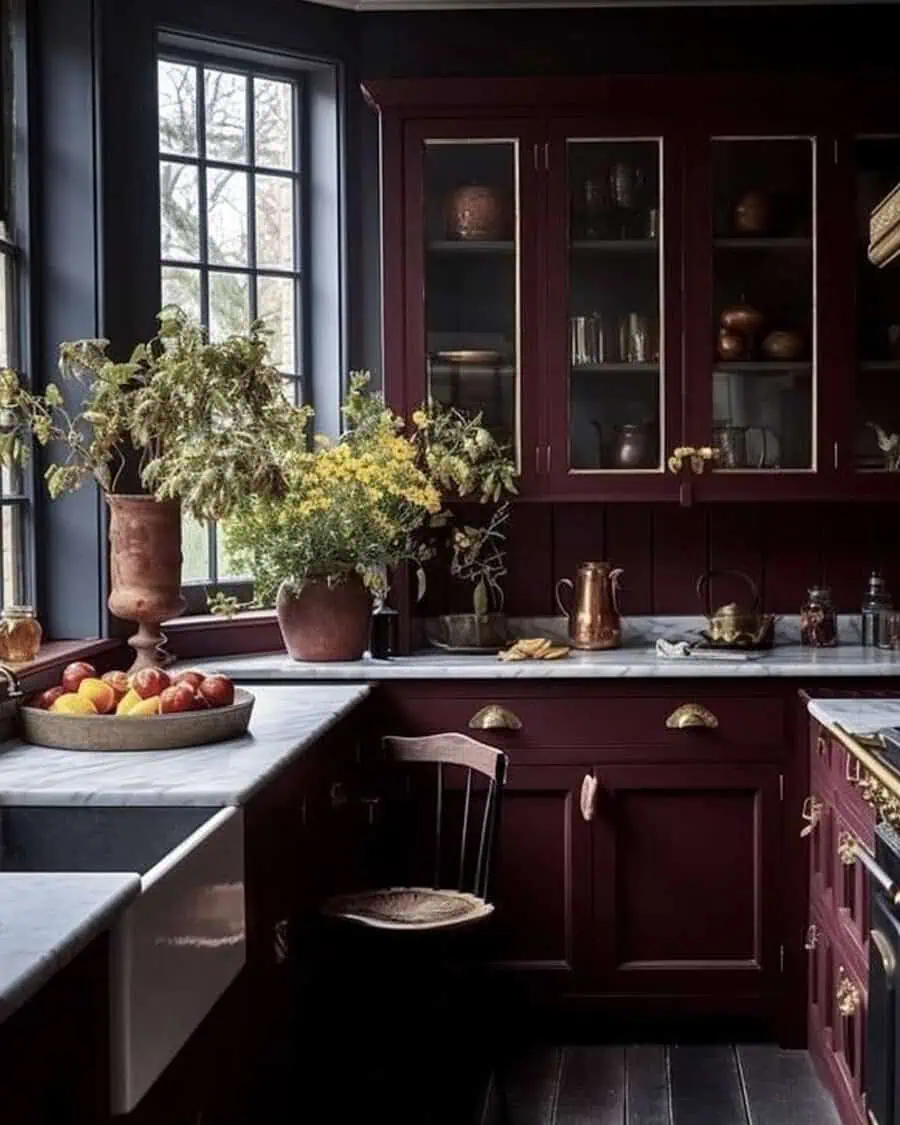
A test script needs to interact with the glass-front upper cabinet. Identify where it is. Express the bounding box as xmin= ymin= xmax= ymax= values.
xmin=408 ymin=129 xmax=534 ymax=473
xmin=546 ymin=131 xmax=675 ymax=496
xmin=853 ymin=137 xmax=900 ymax=477
xmin=705 ymin=138 xmax=817 ymax=477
